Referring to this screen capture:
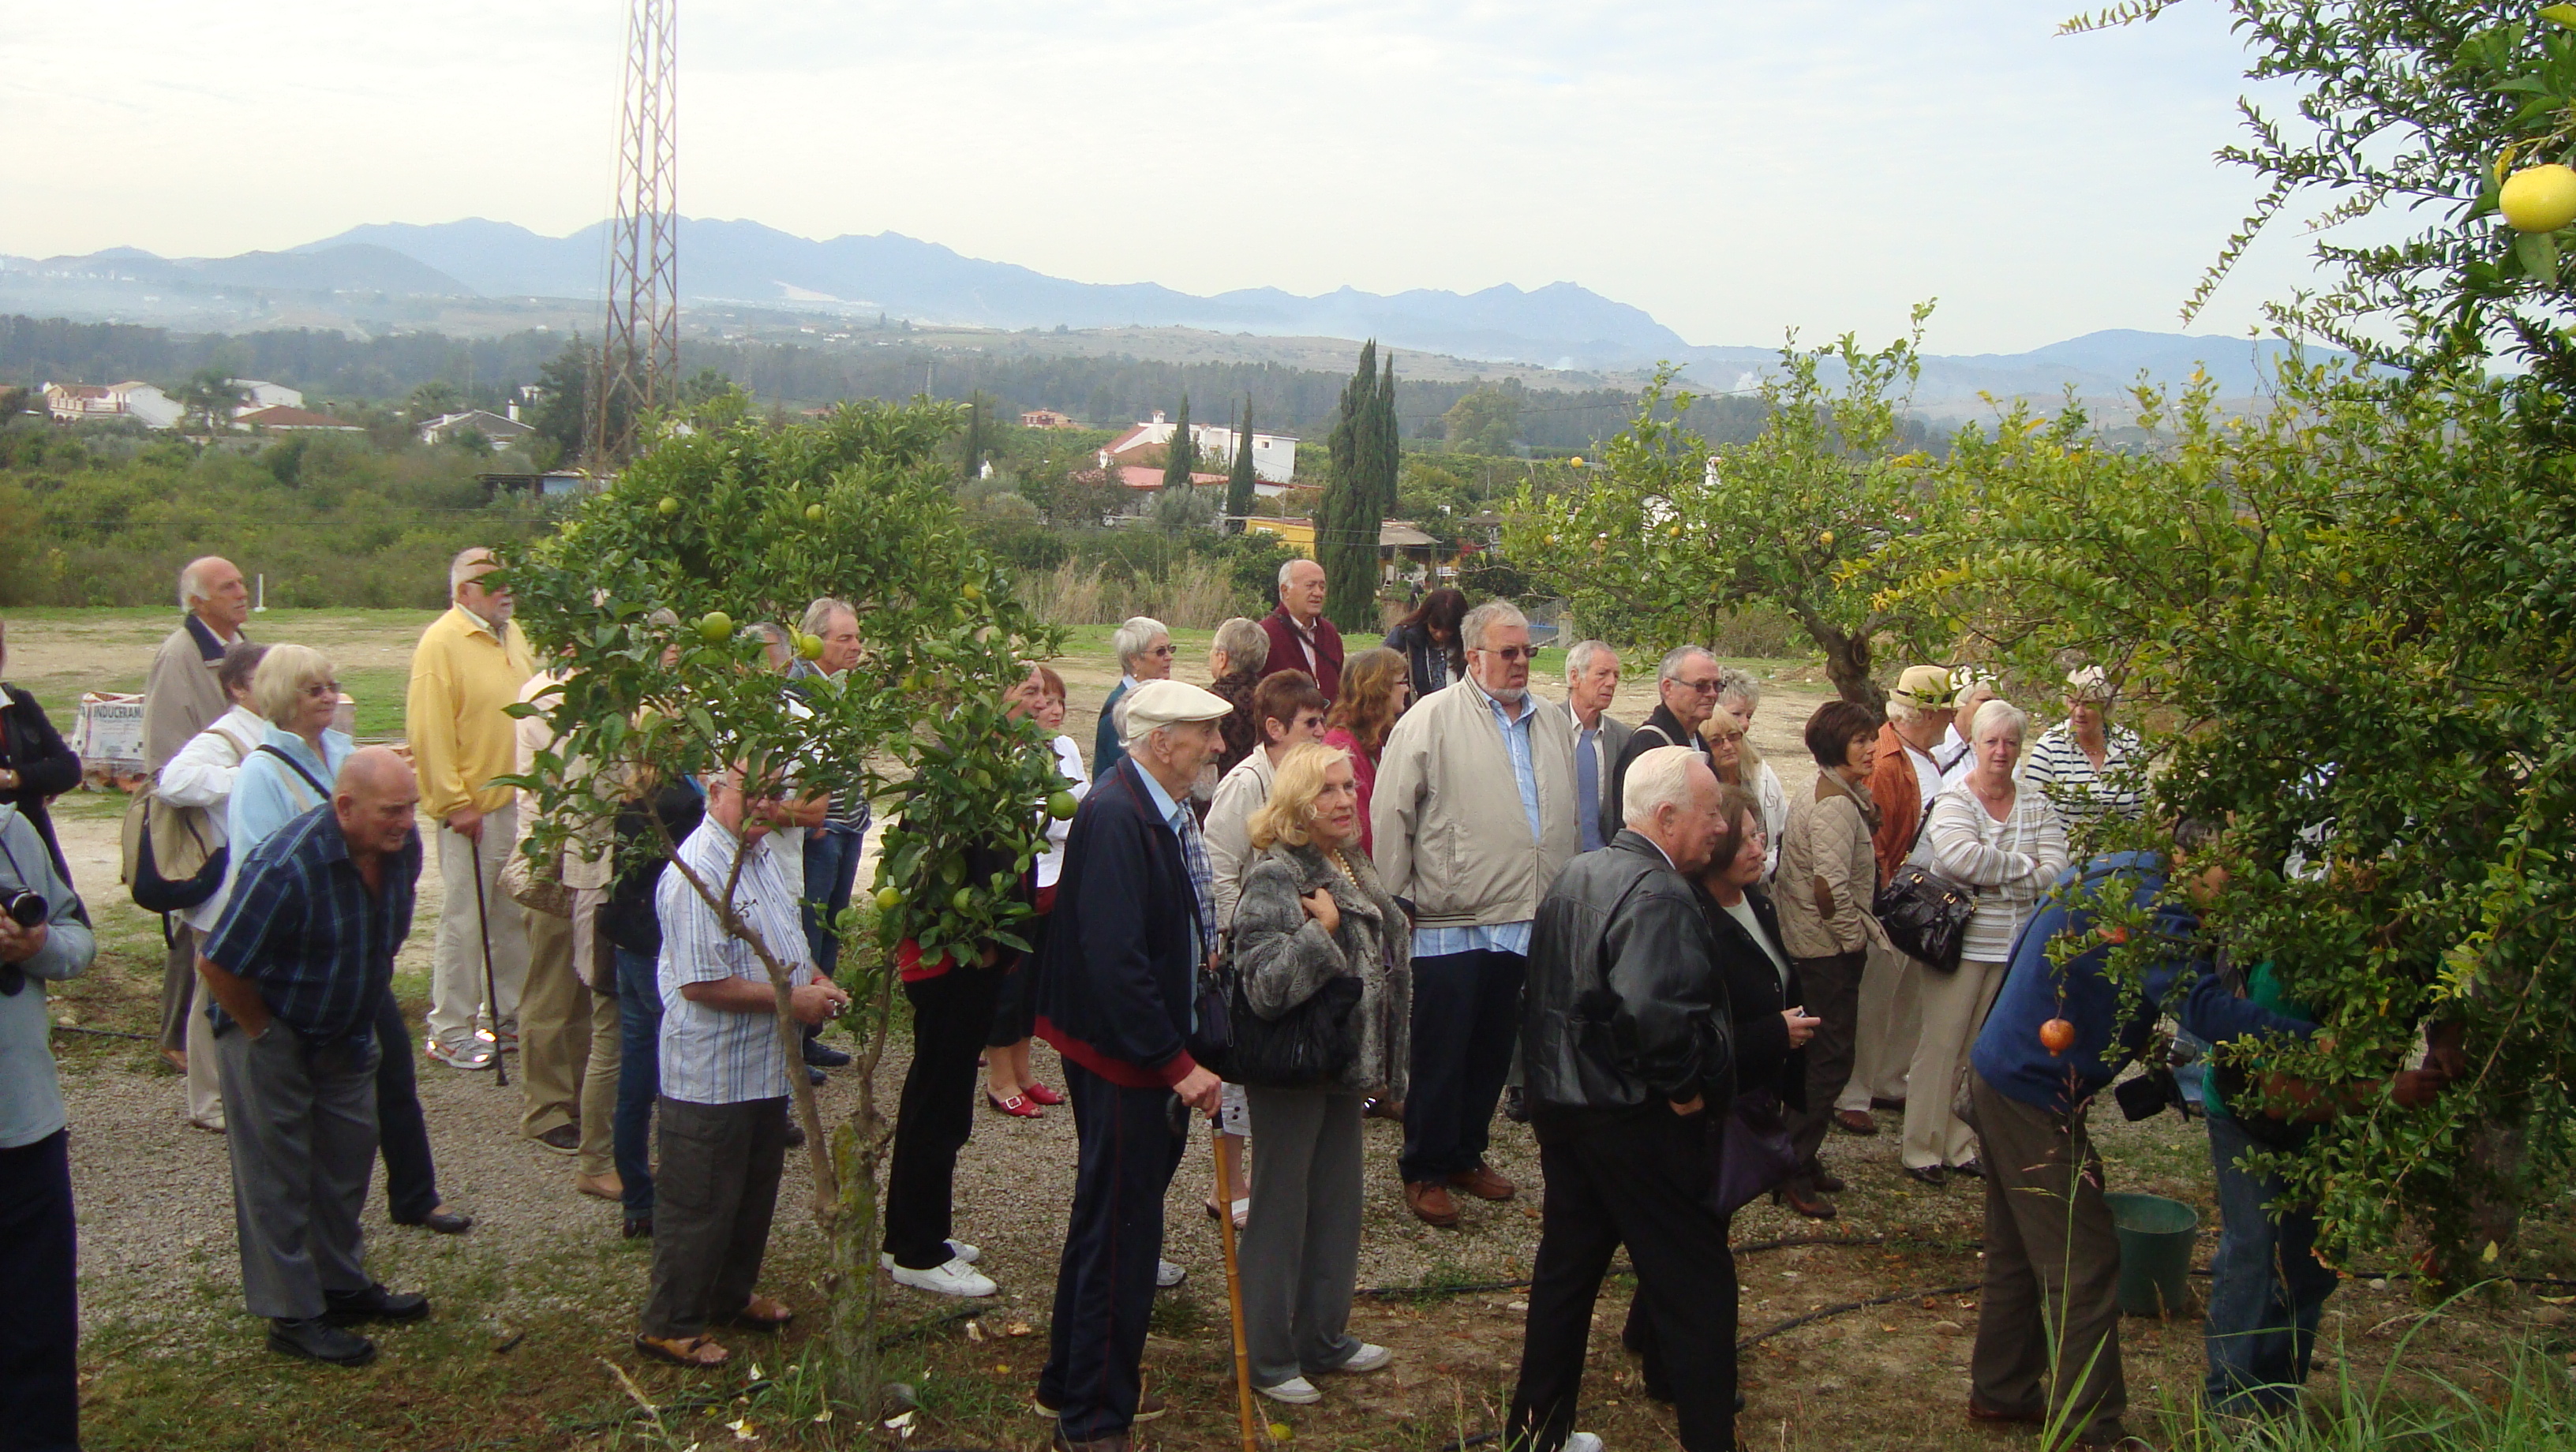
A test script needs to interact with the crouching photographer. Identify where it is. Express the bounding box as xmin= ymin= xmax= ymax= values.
xmin=0 ymin=799 xmax=99 ymax=1452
